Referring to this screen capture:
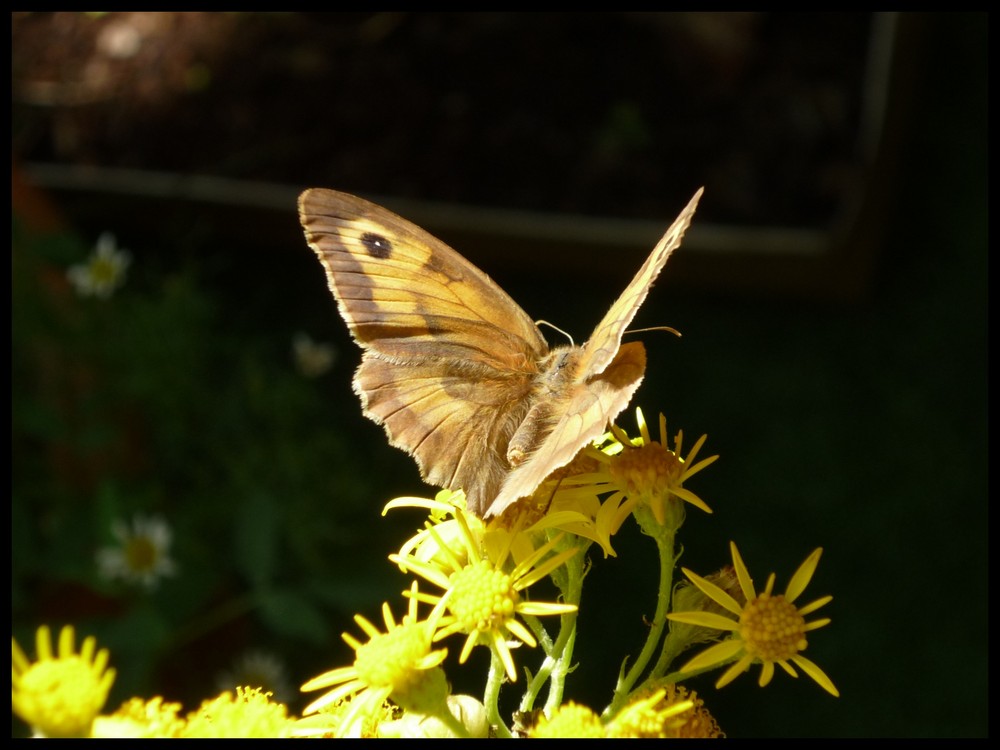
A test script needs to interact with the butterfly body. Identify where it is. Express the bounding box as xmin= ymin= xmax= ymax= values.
xmin=299 ymin=188 xmax=702 ymax=518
